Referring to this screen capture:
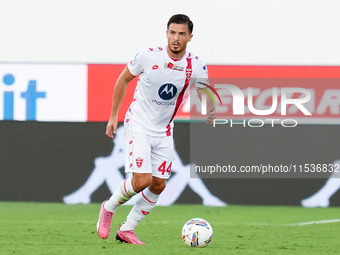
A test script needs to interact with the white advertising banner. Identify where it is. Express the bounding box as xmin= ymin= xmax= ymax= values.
xmin=0 ymin=64 xmax=87 ymax=122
